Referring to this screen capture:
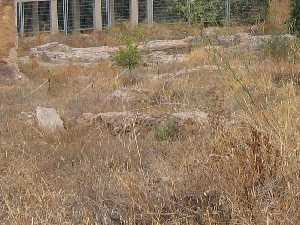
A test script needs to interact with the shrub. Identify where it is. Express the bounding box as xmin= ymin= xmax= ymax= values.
xmin=175 ymin=0 xmax=268 ymax=25
xmin=263 ymin=35 xmax=292 ymax=61
xmin=114 ymin=40 xmax=141 ymax=71
xmin=155 ymin=119 xmax=178 ymax=141
xmin=290 ymin=0 xmax=300 ymax=35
